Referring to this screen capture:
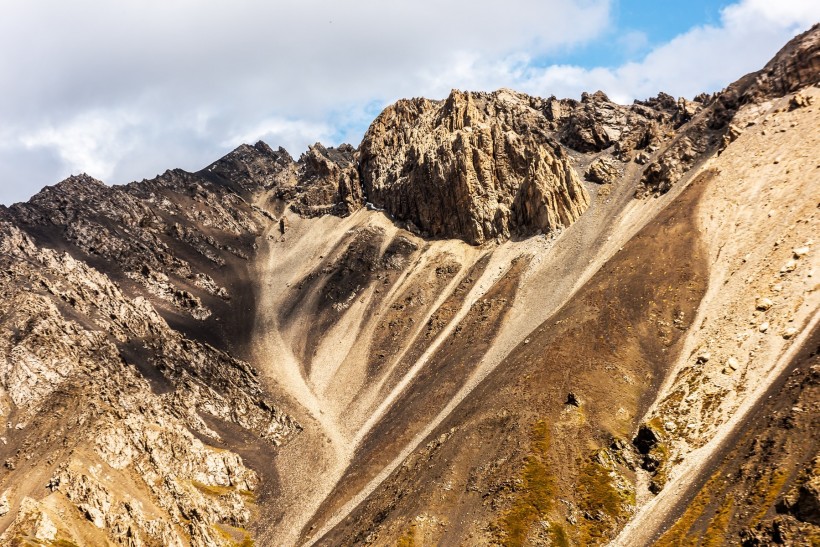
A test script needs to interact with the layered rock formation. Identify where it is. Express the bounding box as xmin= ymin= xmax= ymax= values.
xmin=359 ymin=89 xmax=590 ymax=244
